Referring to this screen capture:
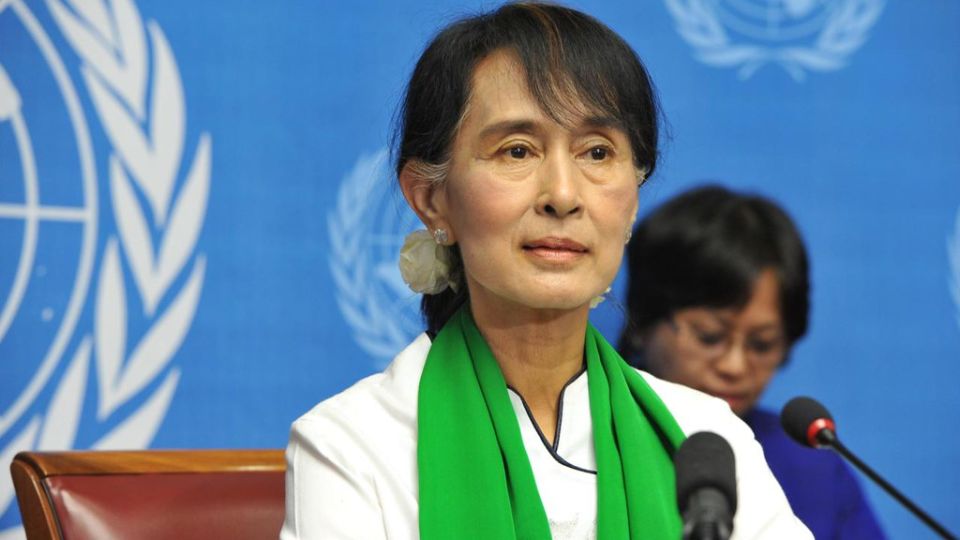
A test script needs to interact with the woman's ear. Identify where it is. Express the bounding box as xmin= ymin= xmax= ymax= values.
xmin=399 ymin=160 xmax=452 ymax=239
